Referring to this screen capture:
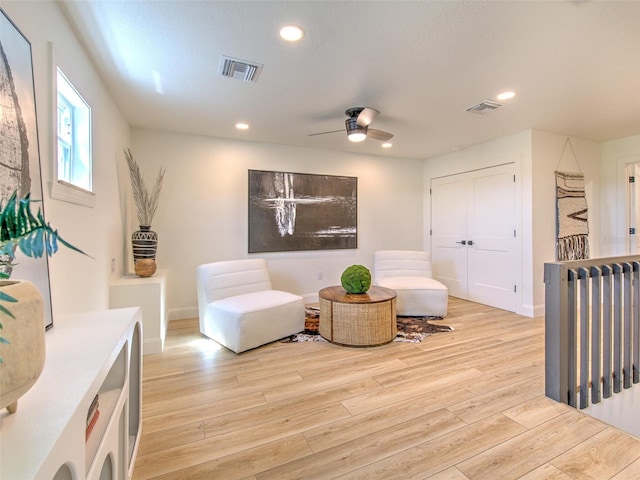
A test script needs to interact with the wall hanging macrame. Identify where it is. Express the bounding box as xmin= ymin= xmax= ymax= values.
xmin=555 ymin=138 xmax=590 ymax=261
